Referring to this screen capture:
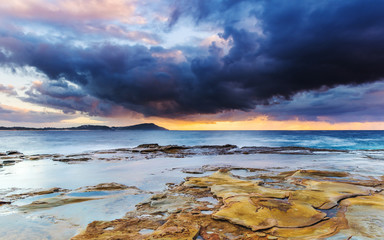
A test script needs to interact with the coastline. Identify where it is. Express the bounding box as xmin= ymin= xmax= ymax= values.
xmin=73 ymin=169 xmax=384 ymax=240
xmin=0 ymin=144 xmax=384 ymax=239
